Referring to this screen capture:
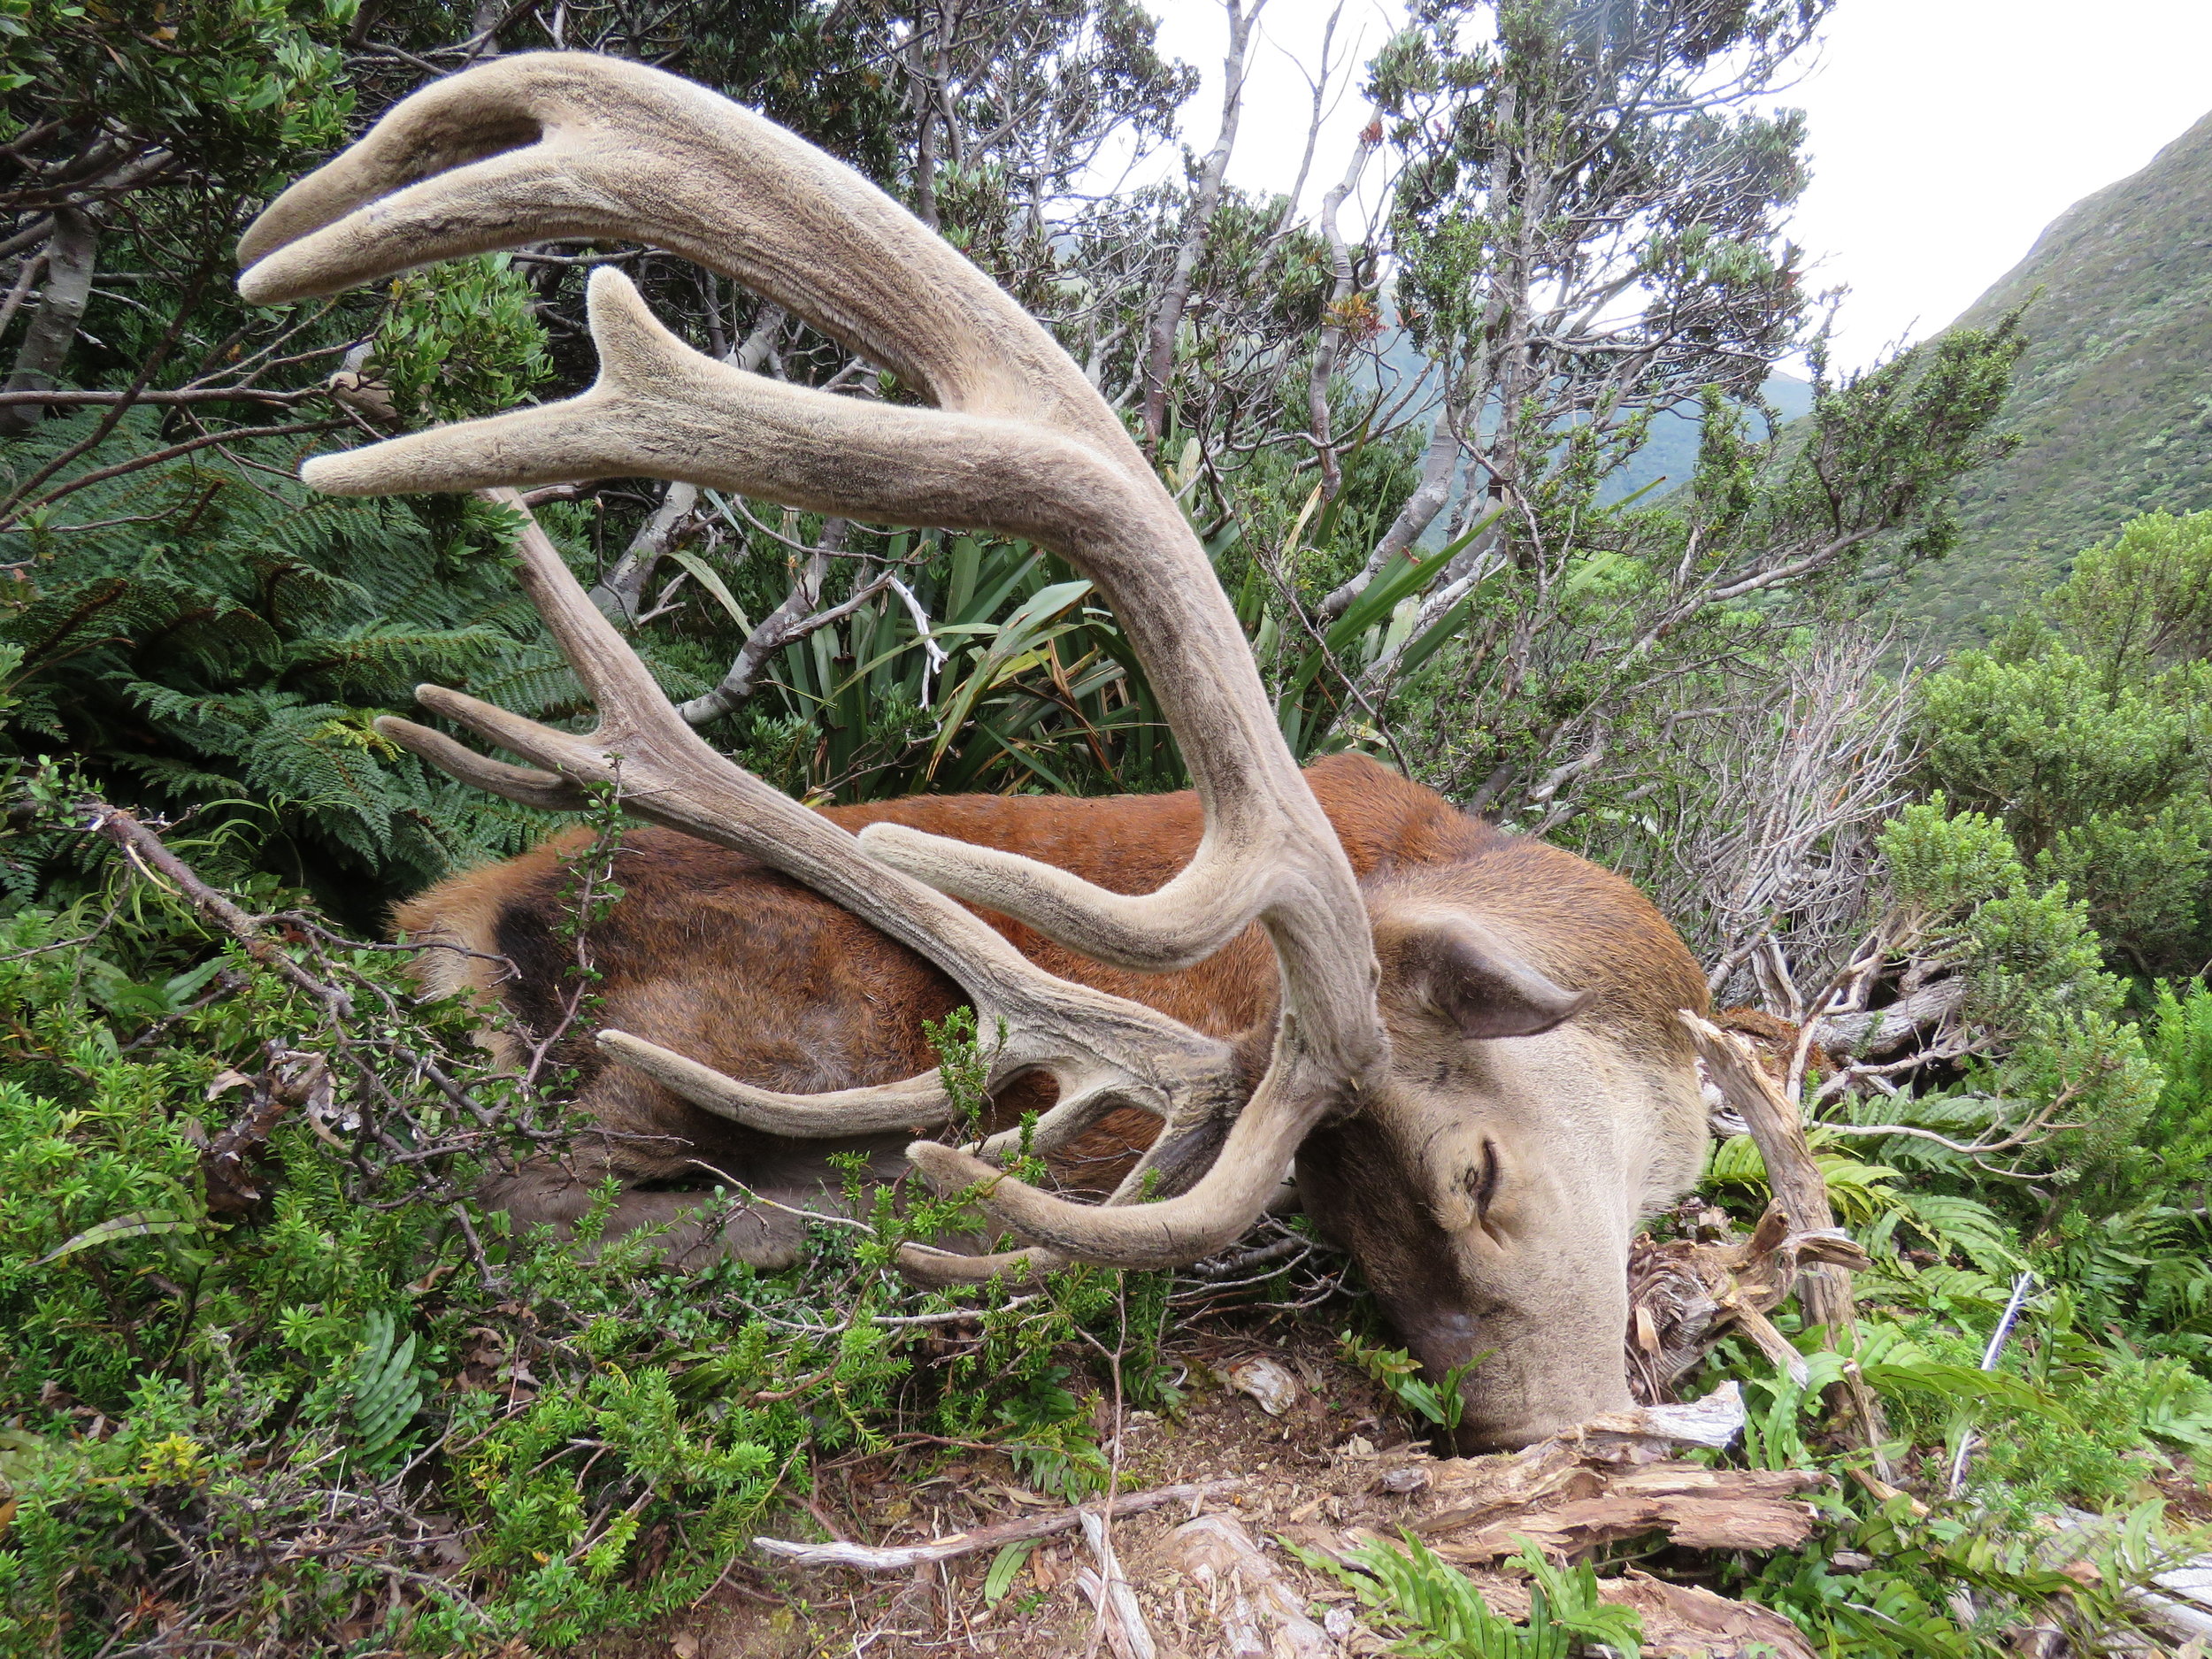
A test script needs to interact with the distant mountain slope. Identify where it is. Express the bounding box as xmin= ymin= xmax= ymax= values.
xmin=1359 ymin=322 xmax=1810 ymax=520
xmin=1602 ymin=372 xmax=1811 ymax=504
xmin=1903 ymin=106 xmax=2212 ymax=636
